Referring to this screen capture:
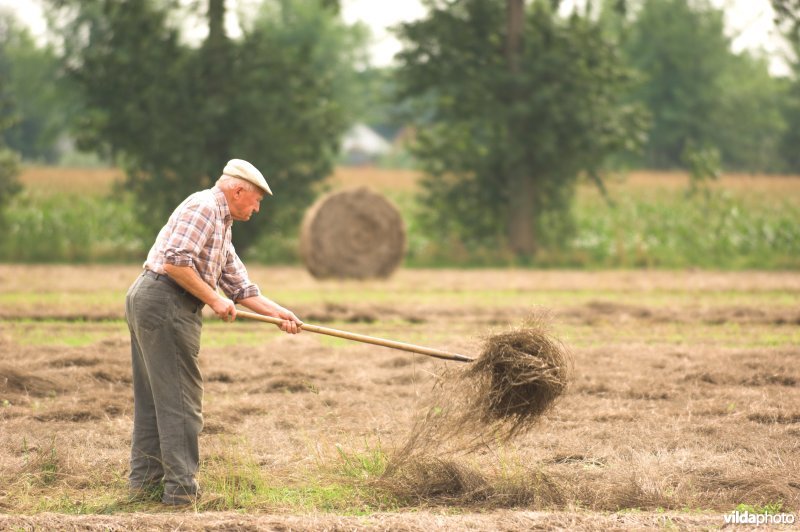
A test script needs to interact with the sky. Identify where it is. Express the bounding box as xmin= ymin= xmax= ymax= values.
xmin=338 ymin=0 xmax=786 ymax=73
xmin=0 ymin=0 xmax=789 ymax=74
